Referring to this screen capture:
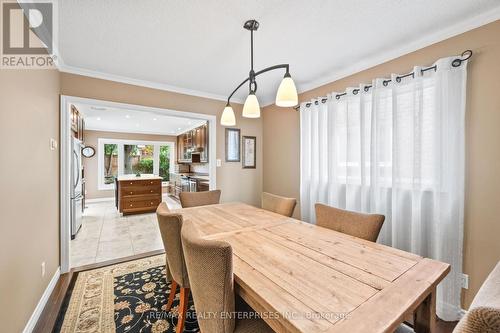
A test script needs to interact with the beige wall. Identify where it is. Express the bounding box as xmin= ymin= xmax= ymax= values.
xmin=82 ymin=130 xmax=177 ymax=199
xmin=263 ymin=20 xmax=500 ymax=308
xmin=0 ymin=70 xmax=60 ymax=332
xmin=61 ymin=73 xmax=263 ymax=206
xmin=3 ymin=19 xmax=497 ymax=331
